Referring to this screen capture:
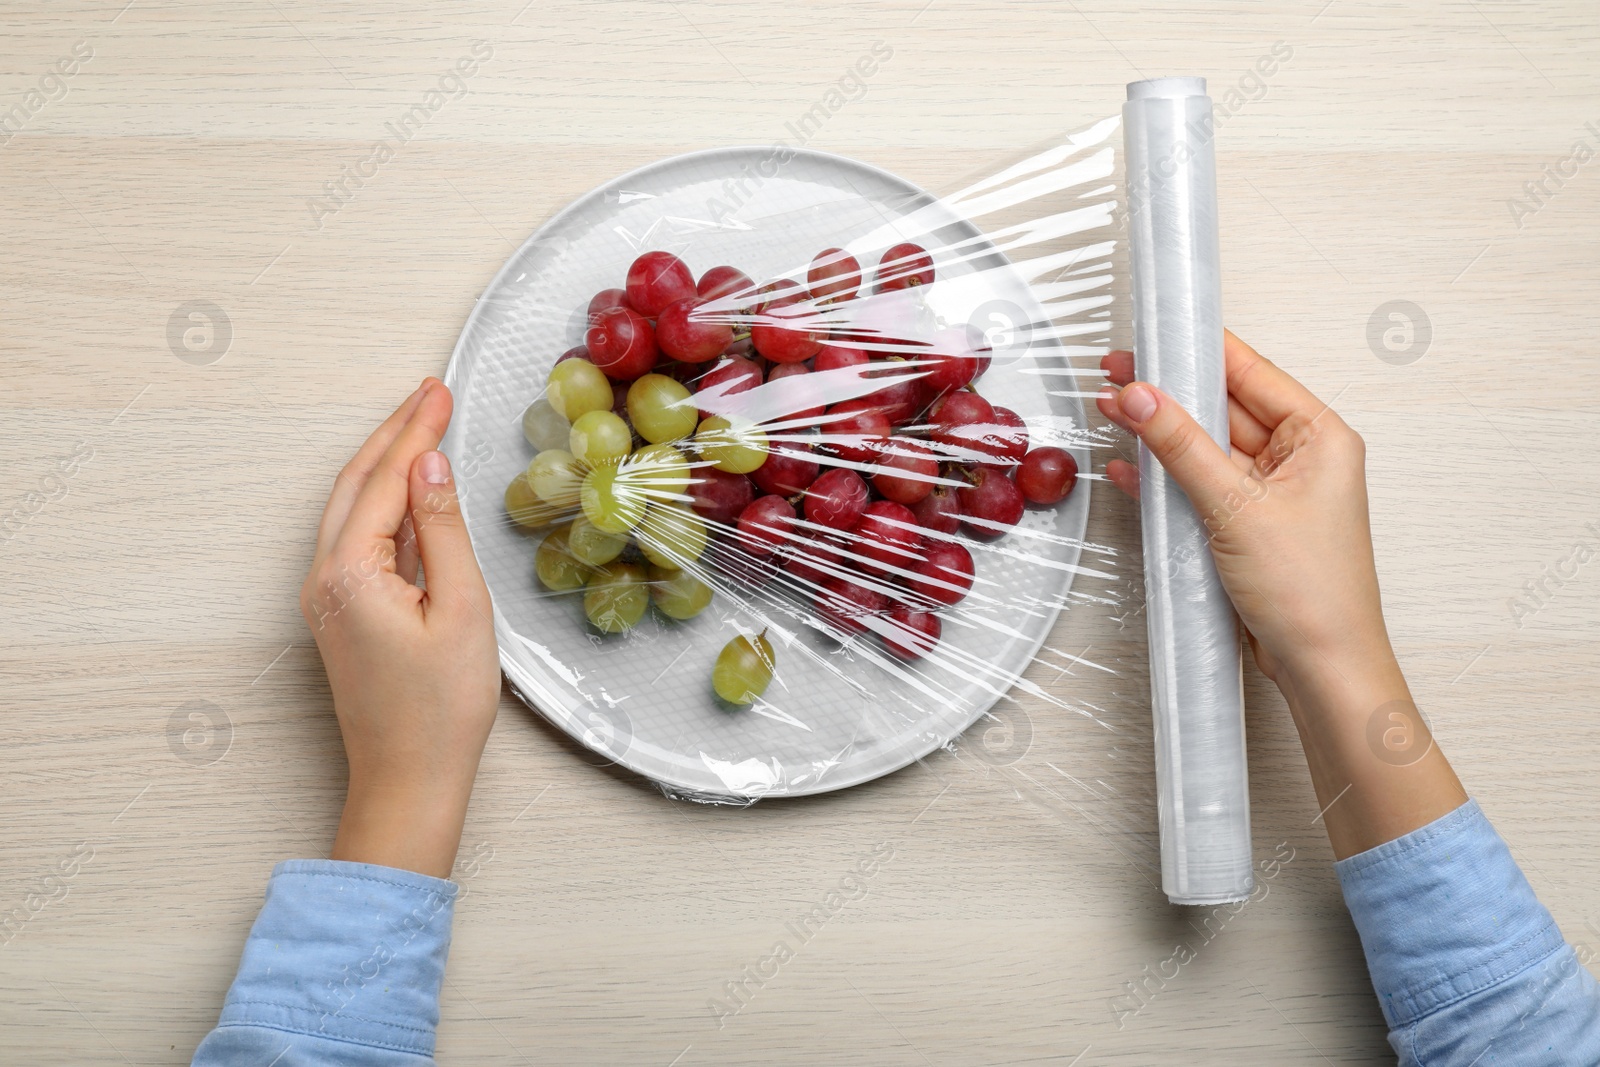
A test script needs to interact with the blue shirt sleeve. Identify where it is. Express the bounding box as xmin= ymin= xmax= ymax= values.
xmin=192 ymin=859 xmax=458 ymax=1066
xmin=1336 ymin=798 xmax=1600 ymax=1065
